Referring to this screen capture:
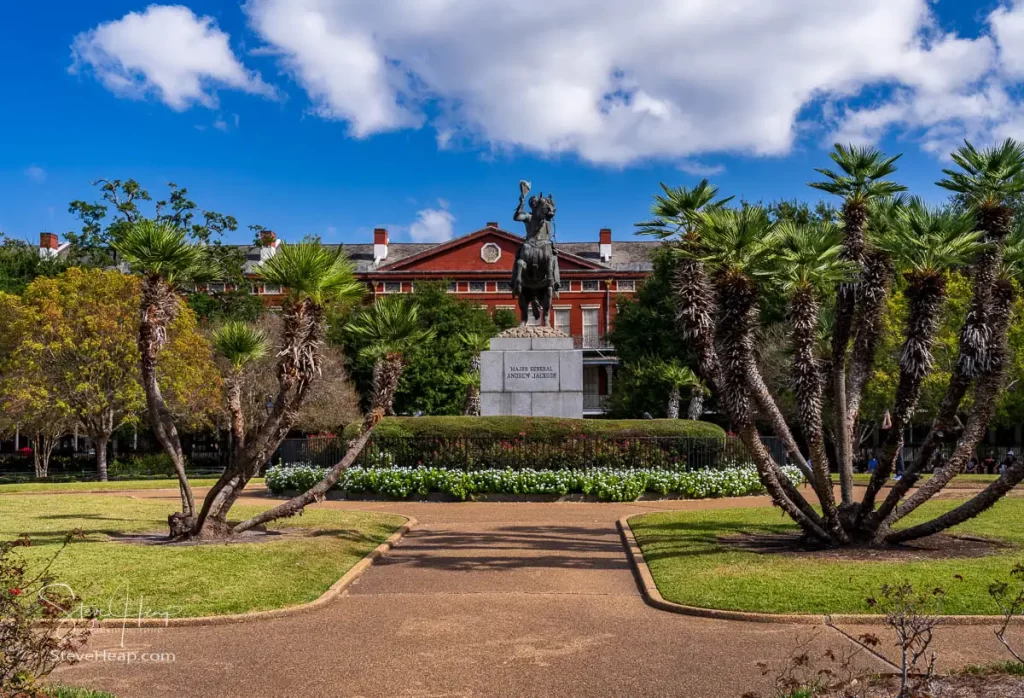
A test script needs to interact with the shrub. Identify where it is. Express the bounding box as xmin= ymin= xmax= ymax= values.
xmin=1 ymin=534 xmax=96 ymax=695
xmin=341 ymin=416 xmax=726 ymax=440
xmin=265 ymin=463 xmax=803 ymax=502
xmin=108 ymin=453 xmax=177 ymax=478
